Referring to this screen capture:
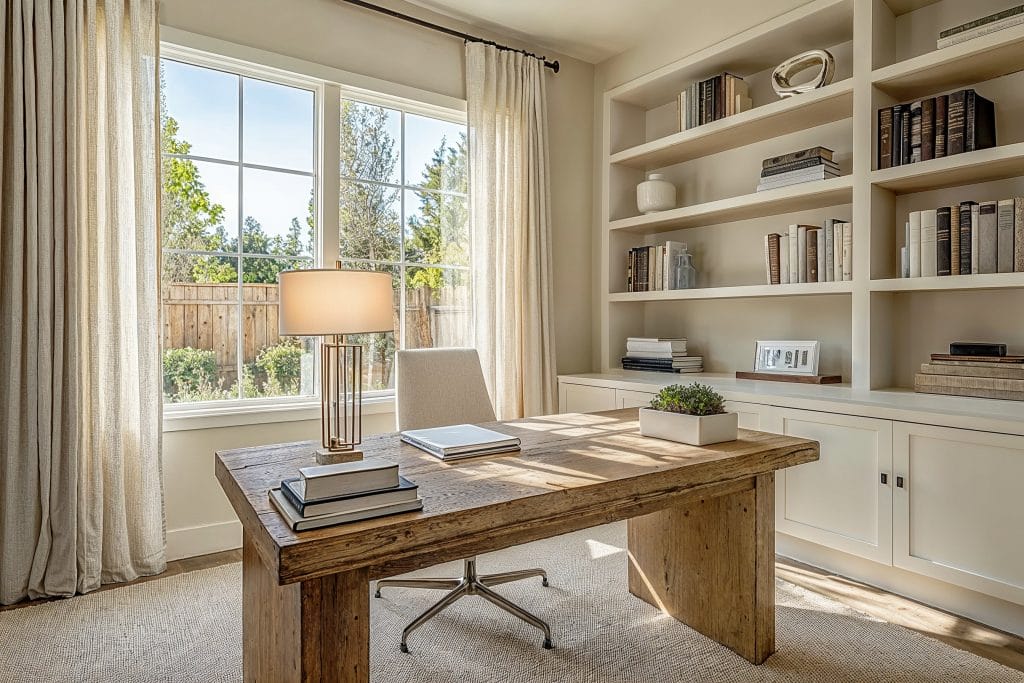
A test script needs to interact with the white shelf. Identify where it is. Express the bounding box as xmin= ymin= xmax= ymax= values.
xmin=872 ymin=24 xmax=1024 ymax=101
xmin=871 ymin=273 xmax=1024 ymax=292
xmin=870 ymin=142 xmax=1024 ymax=194
xmin=609 ymin=281 xmax=854 ymax=302
xmin=608 ymin=177 xmax=853 ymax=234
xmin=610 ymin=80 xmax=854 ymax=169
